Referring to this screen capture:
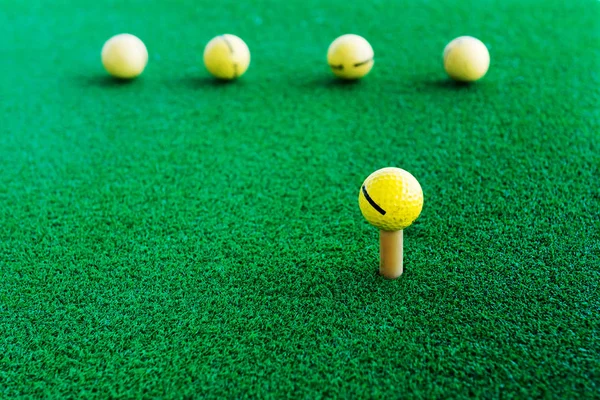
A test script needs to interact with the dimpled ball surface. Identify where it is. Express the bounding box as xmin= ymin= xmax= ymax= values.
xmin=327 ymin=34 xmax=374 ymax=80
xmin=101 ymin=33 xmax=148 ymax=79
xmin=203 ymin=34 xmax=250 ymax=80
xmin=443 ymin=36 xmax=490 ymax=82
xmin=358 ymin=167 xmax=423 ymax=231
